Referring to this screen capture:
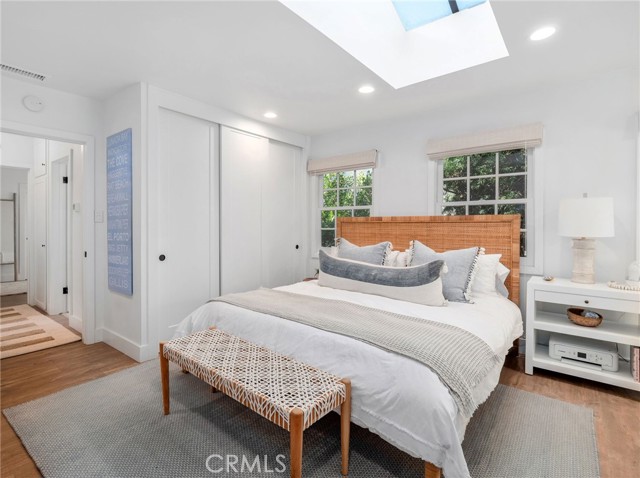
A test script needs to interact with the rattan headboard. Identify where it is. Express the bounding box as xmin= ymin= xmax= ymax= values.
xmin=337 ymin=215 xmax=521 ymax=305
